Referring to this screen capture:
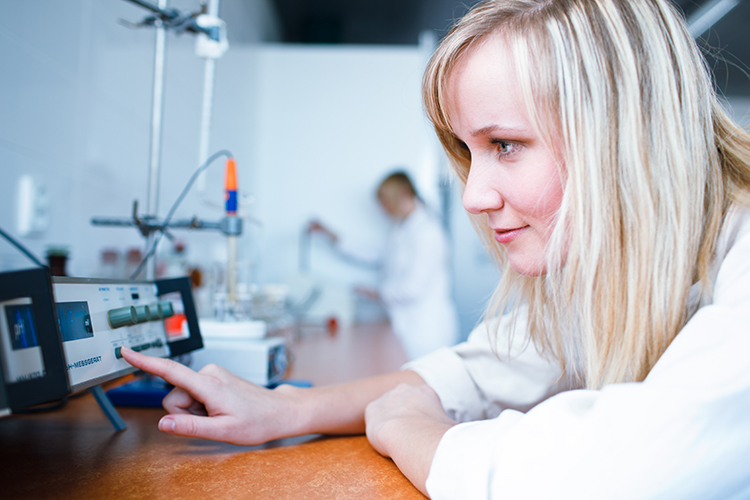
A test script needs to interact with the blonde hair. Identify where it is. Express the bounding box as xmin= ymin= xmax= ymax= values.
xmin=424 ymin=0 xmax=750 ymax=388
